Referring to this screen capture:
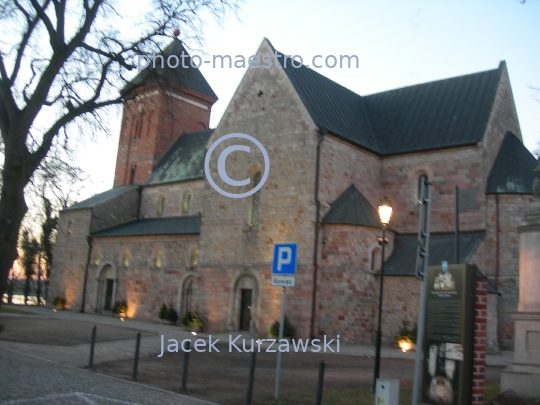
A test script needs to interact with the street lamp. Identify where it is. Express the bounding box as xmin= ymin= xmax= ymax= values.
xmin=373 ymin=196 xmax=393 ymax=391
